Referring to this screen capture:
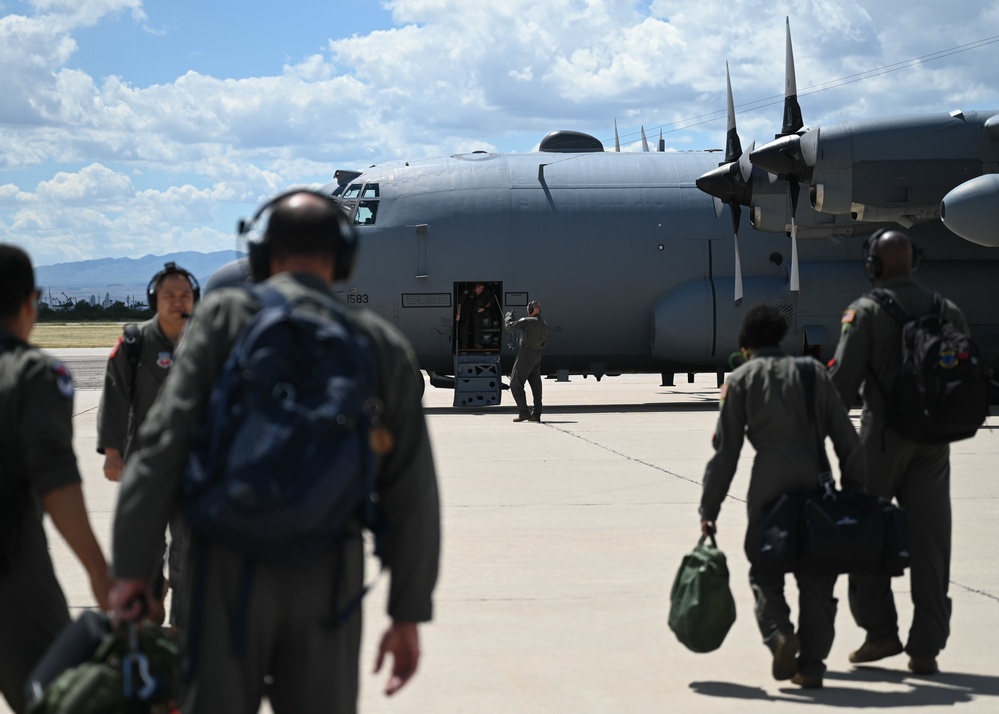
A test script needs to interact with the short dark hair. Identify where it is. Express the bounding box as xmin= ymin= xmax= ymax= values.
xmin=0 ymin=244 xmax=35 ymax=320
xmin=265 ymin=192 xmax=343 ymax=262
xmin=738 ymin=303 xmax=788 ymax=350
